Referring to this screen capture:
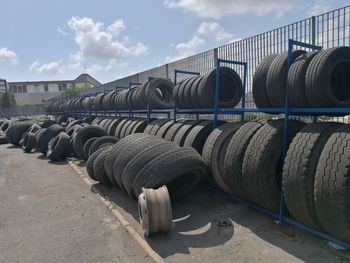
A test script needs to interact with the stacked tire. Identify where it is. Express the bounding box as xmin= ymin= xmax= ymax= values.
xmin=173 ymin=67 xmax=243 ymax=109
xmin=87 ymin=134 xmax=207 ymax=201
xmin=253 ymin=46 xmax=350 ymax=112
